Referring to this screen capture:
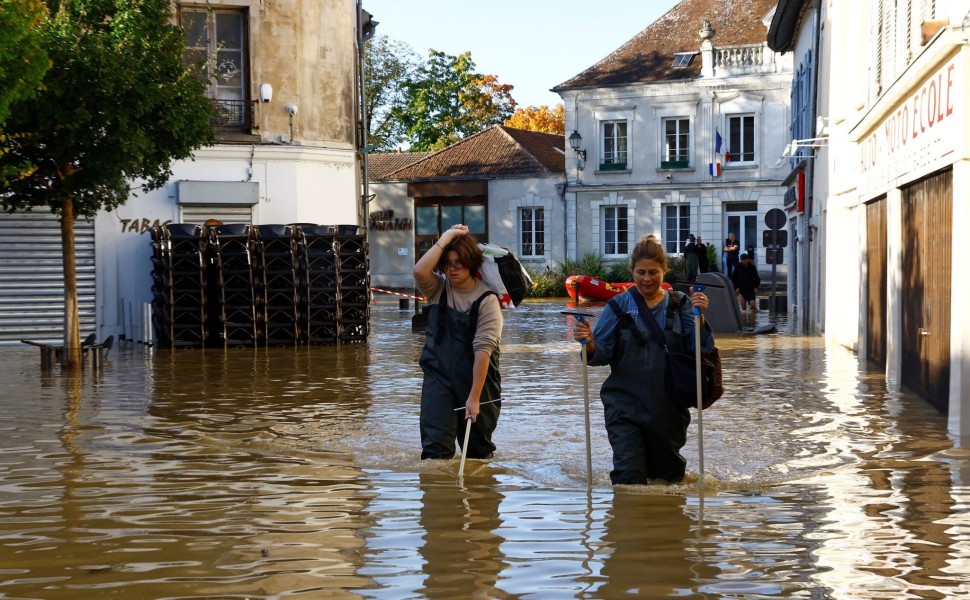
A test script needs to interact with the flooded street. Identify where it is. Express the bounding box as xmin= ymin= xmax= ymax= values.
xmin=1 ymin=299 xmax=969 ymax=599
